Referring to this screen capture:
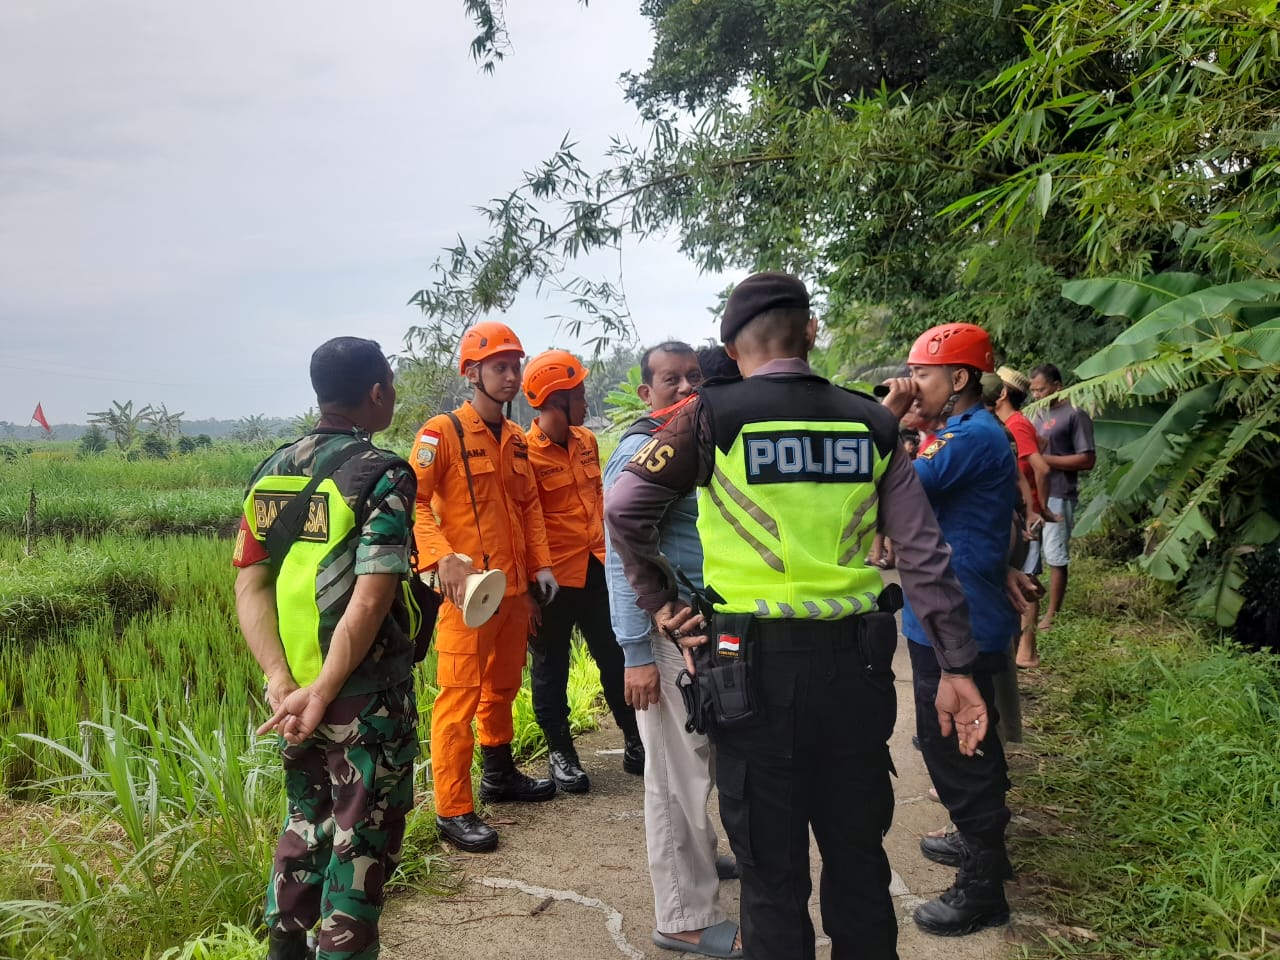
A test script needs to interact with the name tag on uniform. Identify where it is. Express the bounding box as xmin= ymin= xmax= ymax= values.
xmin=253 ymin=491 xmax=330 ymax=541
xmin=744 ymin=431 xmax=872 ymax=484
